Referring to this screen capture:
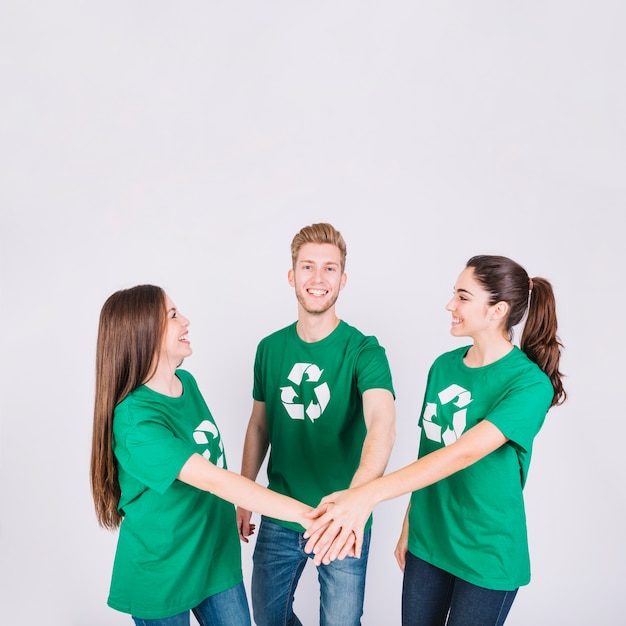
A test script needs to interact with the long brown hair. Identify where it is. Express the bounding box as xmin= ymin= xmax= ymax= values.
xmin=90 ymin=285 xmax=167 ymax=529
xmin=467 ymin=255 xmax=566 ymax=407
